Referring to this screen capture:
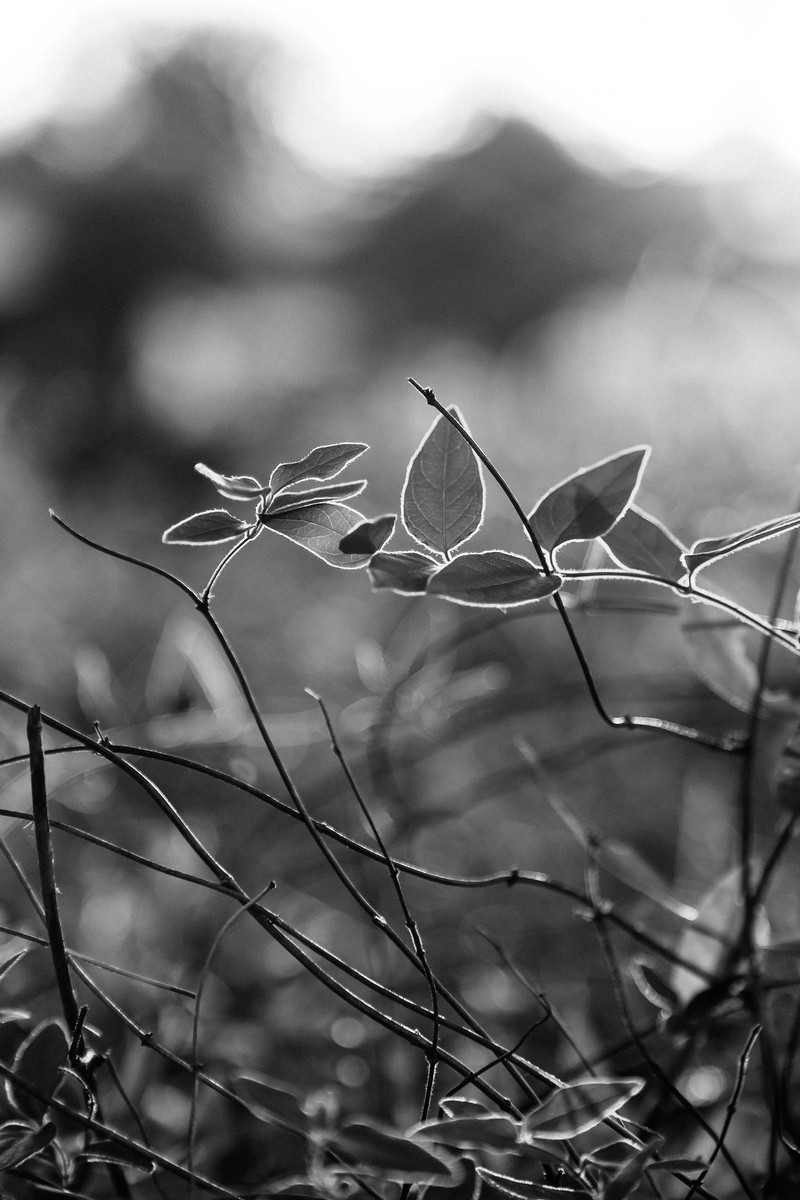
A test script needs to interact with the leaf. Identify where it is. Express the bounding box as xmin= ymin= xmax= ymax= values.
xmin=328 ymin=1121 xmax=452 ymax=1181
xmin=631 ymin=958 xmax=680 ymax=1016
xmin=367 ymin=551 xmax=439 ymax=594
xmin=8 ymin=1021 xmax=68 ymax=1121
xmin=195 ymin=463 xmax=267 ymax=502
xmin=77 ymin=1139 xmax=156 ymax=1173
xmin=601 ymin=504 xmax=685 ymax=581
xmin=647 ymin=1158 xmax=705 ymax=1174
xmin=232 ymin=1073 xmax=308 ymax=1130
xmin=669 ymin=867 xmax=744 ymax=1008
xmin=521 ymin=1079 xmax=643 ymax=1141
xmin=269 ymin=443 xmax=368 ymax=495
xmin=529 ymin=447 xmax=650 ymax=558
xmin=264 ymin=480 xmax=367 ymax=516
xmin=261 ymin=503 xmax=373 ymax=569
xmin=162 ymin=510 xmax=251 ymax=546
xmin=682 ymin=510 xmax=800 ymax=582
xmin=339 ymin=514 xmax=396 ymax=555
xmin=438 ymin=1097 xmax=492 ymax=1119
xmin=423 ymin=1157 xmax=477 ymax=1200
xmin=475 ymin=1167 xmax=588 ymax=1199
xmin=523 ymin=754 xmax=695 ymax=919
xmin=402 ymin=406 xmax=484 ymax=556
xmin=773 ymin=721 xmax=800 ymax=813
xmin=603 ymin=1142 xmax=660 ymax=1200
xmin=592 ymin=839 xmax=698 ymax=921
xmin=0 ymin=1121 xmax=56 ymax=1171
xmin=0 ymin=951 xmax=28 ymax=983
xmin=429 ymin=552 xmax=562 ymax=609
xmin=680 ymin=601 xmax=800 ymax=715
xmin=410 ymin=1114 xmax=520 ymax=1153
